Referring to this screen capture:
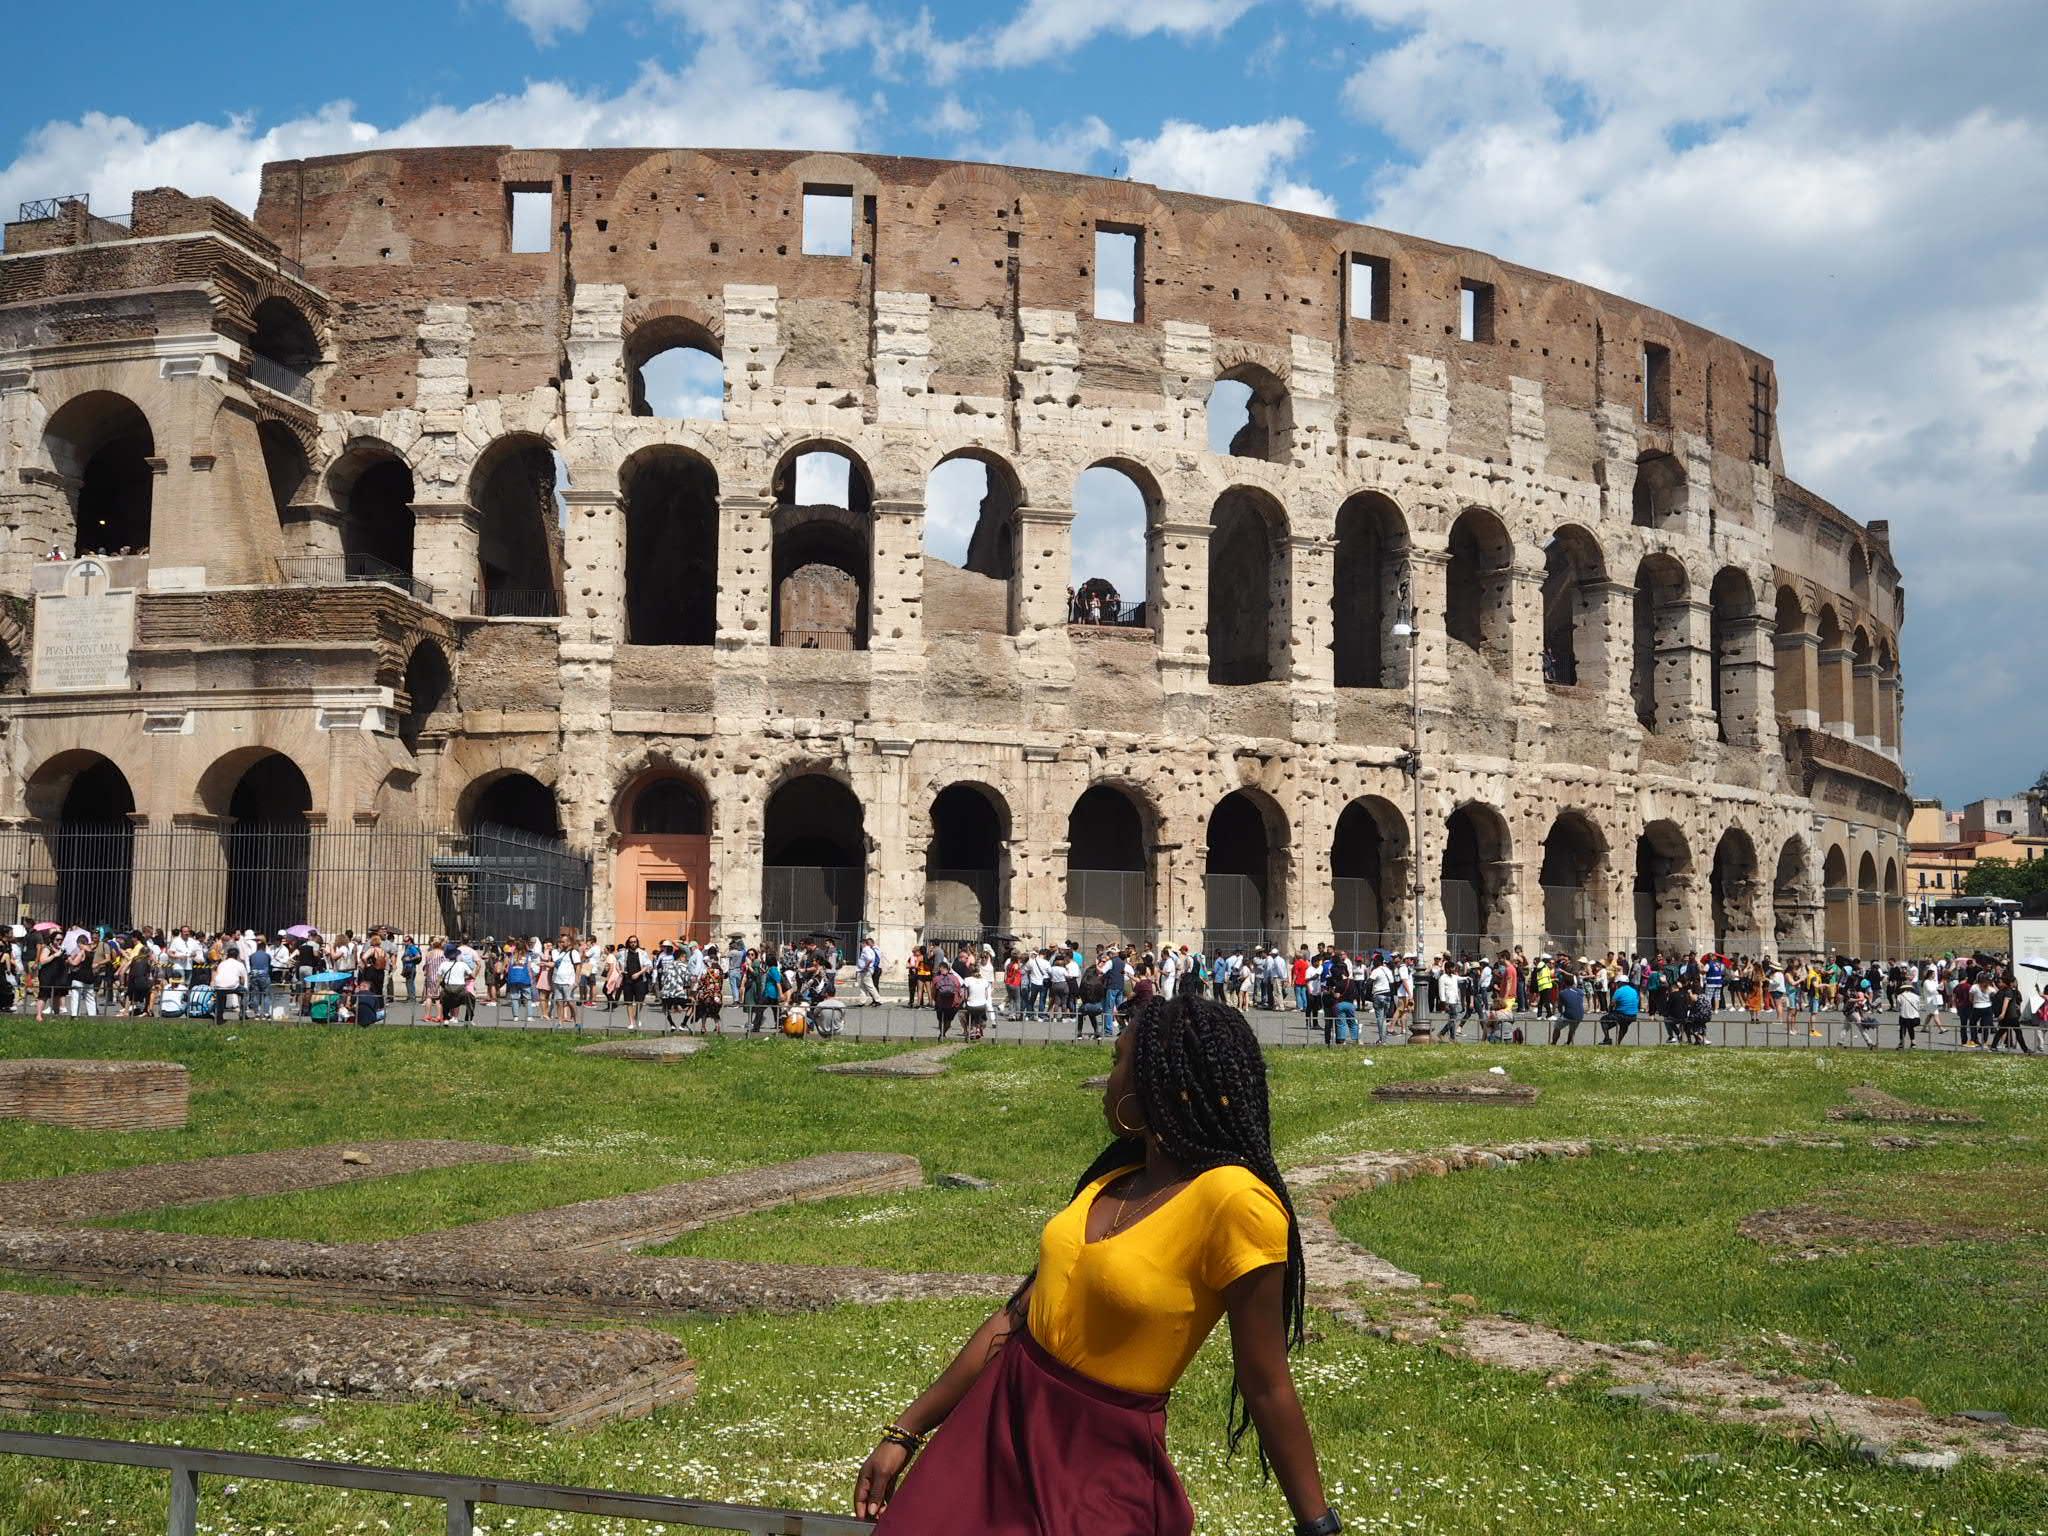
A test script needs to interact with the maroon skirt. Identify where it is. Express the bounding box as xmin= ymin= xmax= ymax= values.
xmin=874 ymin=1329 xmax=1193 ymax=1535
